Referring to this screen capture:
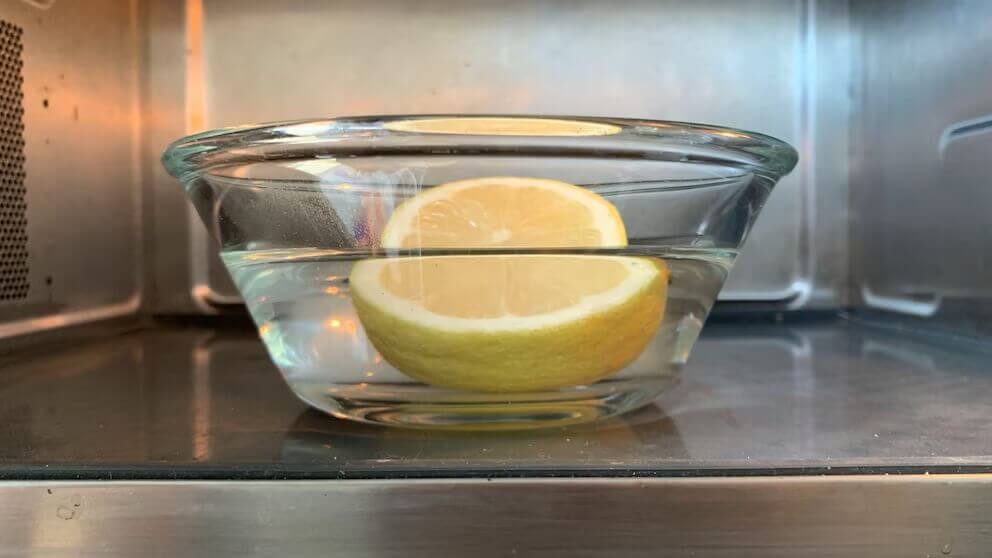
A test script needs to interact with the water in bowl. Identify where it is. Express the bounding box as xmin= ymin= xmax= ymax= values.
xmin=223 ymin=247 xmax=733 ymax=428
